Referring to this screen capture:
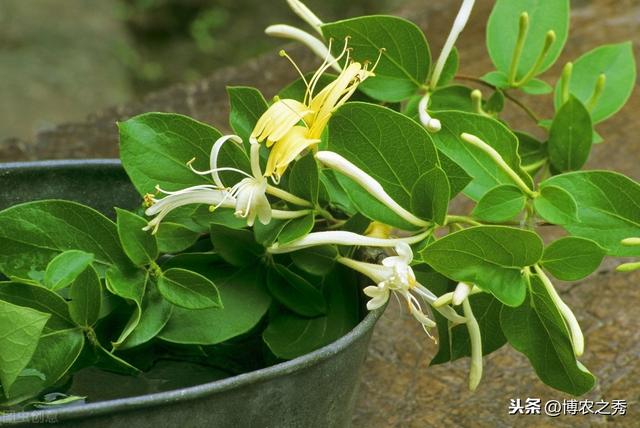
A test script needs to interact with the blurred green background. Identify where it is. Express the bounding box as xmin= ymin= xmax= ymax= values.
xmin=0 ymin=0 xmax=405 ymax=142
